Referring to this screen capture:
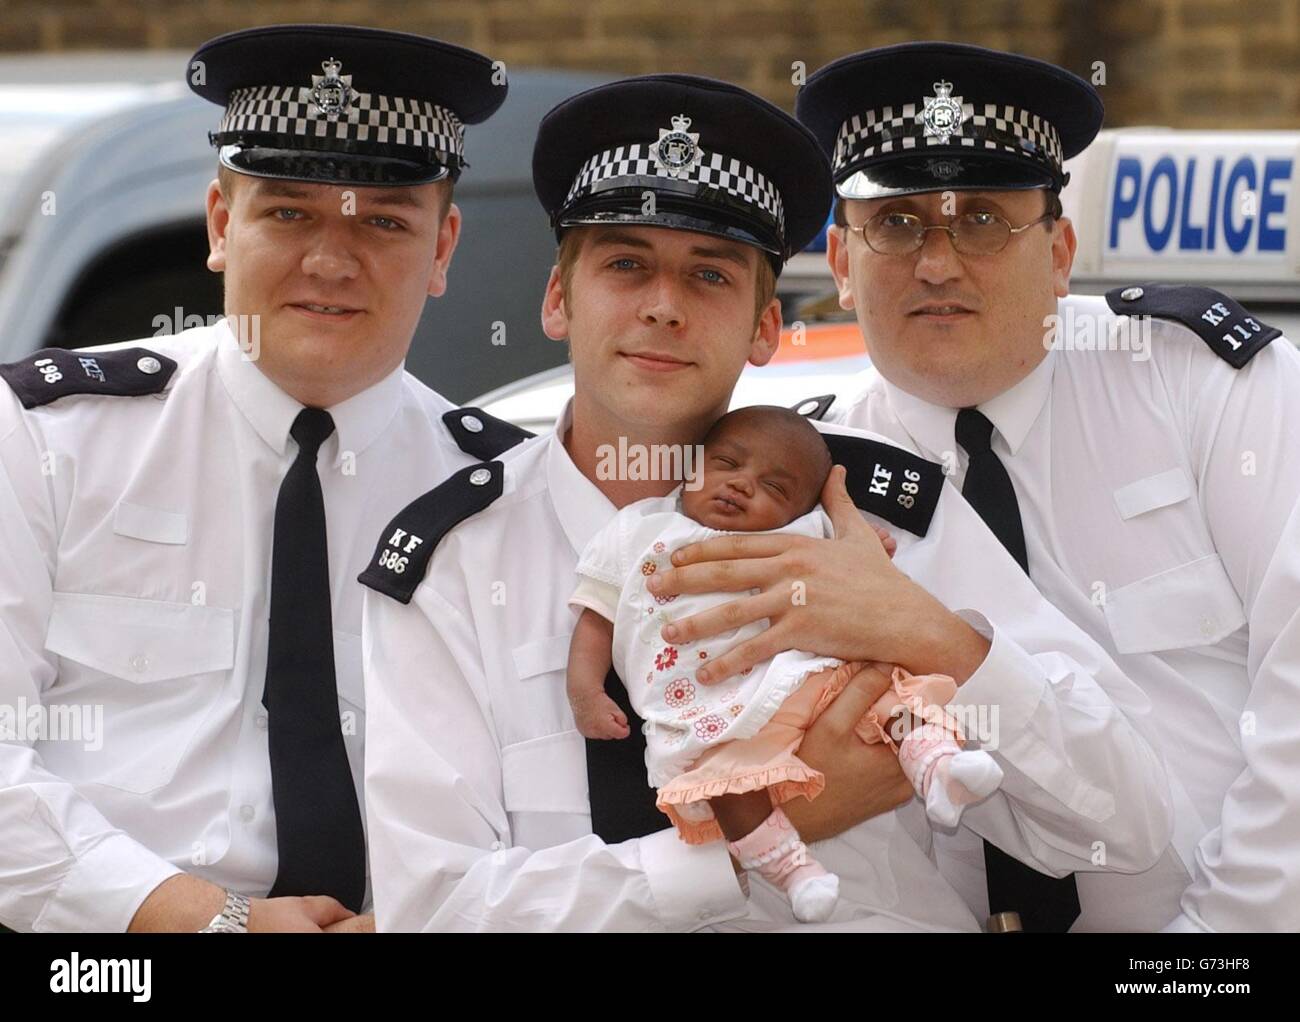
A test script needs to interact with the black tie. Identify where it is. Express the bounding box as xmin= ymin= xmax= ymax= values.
xmin=264 ymin=408 xmax=366 ymax=912
xmin=586 ymin=670 xmax=670 ymax=842
xmin=955 ymin=407 xmax=1080 ymax=933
